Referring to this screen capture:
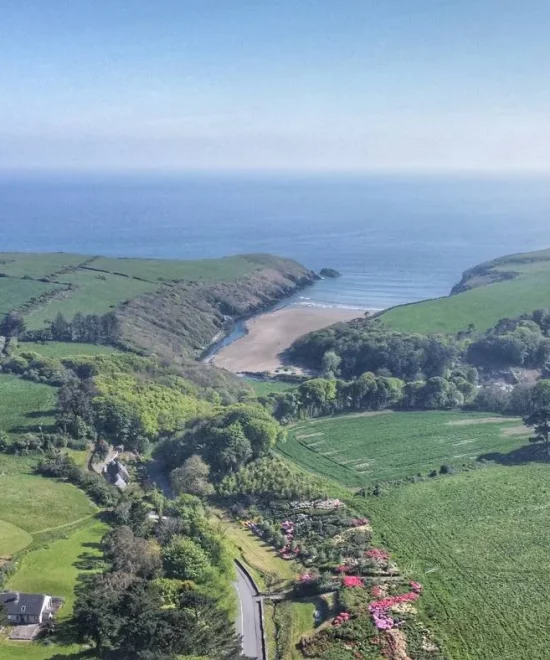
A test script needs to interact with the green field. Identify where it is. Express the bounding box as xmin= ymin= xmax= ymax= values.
xmin=279 ymin=411 xmax=529 ymax=487
xmin=245 ymin=378 xmax=295 ymax=396
xmin=90 ymin=253 xmax=269 ymax=282
xmin=25 ymin=268 xmax=156 ymax=329
xmin=364 ymin=463 xmax=550 ymax=659
xmin=0 ymin=454 xmax=97 ymax=556
xmin=0 ymin=278 xmax=63 ymax=317
xmin=17 ymin=340 xmax=121 ymax=358
xmin=381 ymin=249 xmax=550 ymax=334
xmin=0 ymin=373 xmax=57 ymax=436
